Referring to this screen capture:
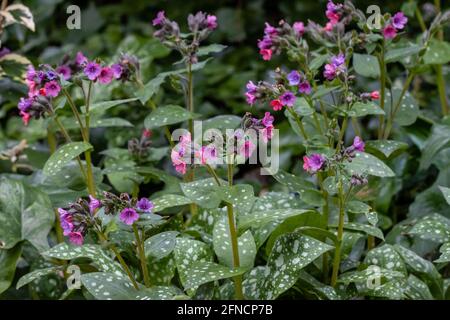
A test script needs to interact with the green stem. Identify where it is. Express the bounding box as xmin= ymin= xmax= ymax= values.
xmin=433 ymin=0 xmax=449 ymax=116
xmin=133 ymin=225 xmax=151 ymax=287
xmin=337 ymin=117 xmax=348 ymax=150
xmin=318 ymin=172 xmax=330 ymax=283
xmin=331 ymin=181 xmax=345 ymax=287
xmin=287 ymin=107 xmax=308 ymax=140
xmin=377 ymin=47 xmax=386 ymax=139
